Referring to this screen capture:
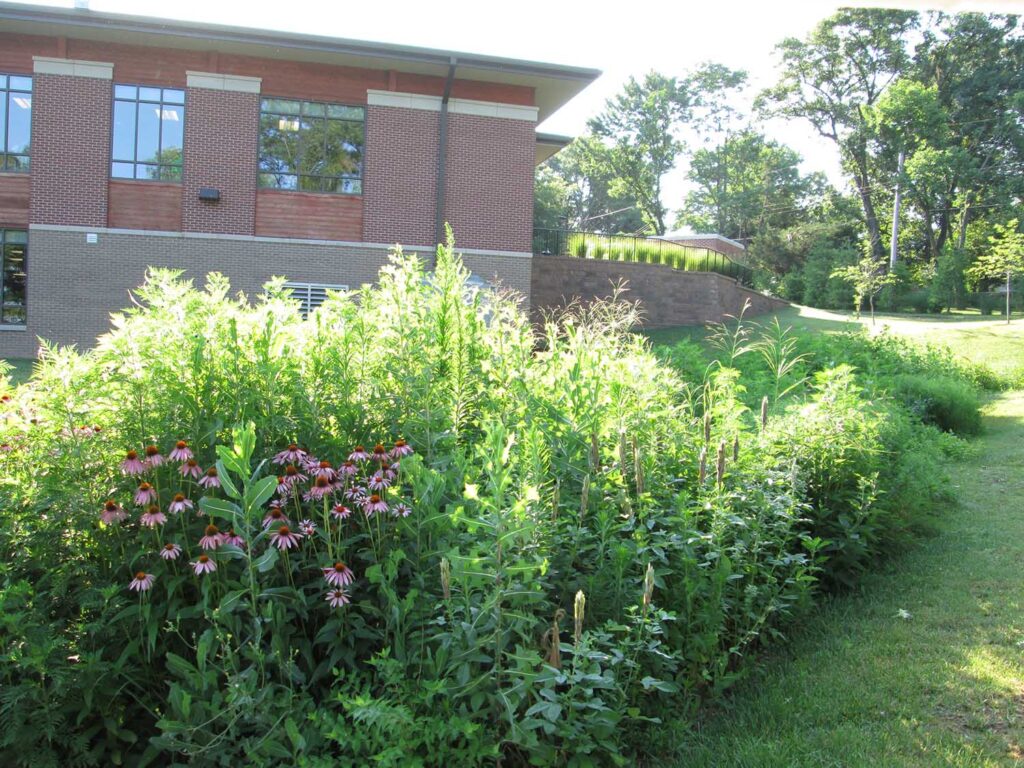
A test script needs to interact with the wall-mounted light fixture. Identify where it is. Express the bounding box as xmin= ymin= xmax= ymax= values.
xmin=198 ymin=187 xmax=220 ymax=202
